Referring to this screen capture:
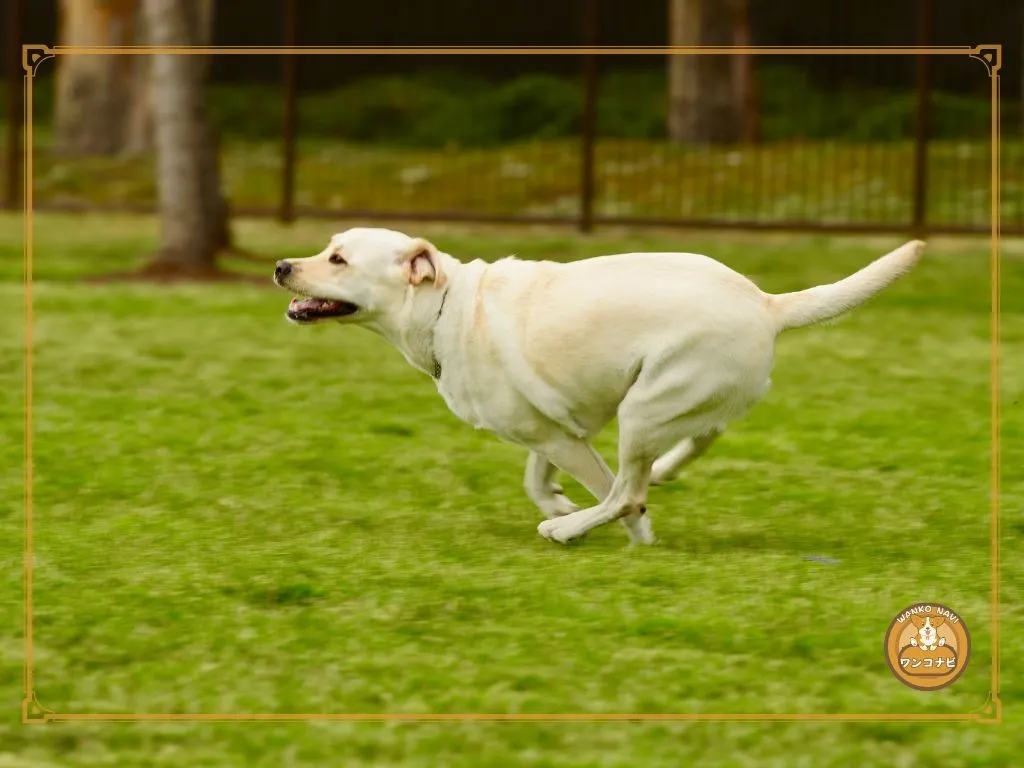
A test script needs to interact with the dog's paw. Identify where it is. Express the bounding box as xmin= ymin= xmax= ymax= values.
xmin=530 ymin=485 xmax=579 ymax=519
xmin=537 ymin=518 xmax=584 ymax=544
xmin=547 ymin=493 xmax=579 ymax=518
xmin=629 ymin=514 xmax=657 ymax=546
xmin=538 ymin=519 xmax=556 ymax=539
xmin=648 ymin=470 xmax=674 ymax=487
